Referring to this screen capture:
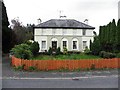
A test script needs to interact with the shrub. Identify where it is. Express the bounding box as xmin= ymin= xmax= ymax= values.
xmin=14 ymin=65 xmax=25 ymax=71
xmin=48 ymin=47 xmax=52 ymax=55
xmin=56 ymin=47 xmax=61 ymax=55
xmin=63 ymin=46 xmax=68 ymax=55
xmin=11 ymin=44 xmax=33 ymax=59
xmin=84 ymin=46 xmax=91 ymax=55
xmin=99 ymin=51 xmax=106 ymax=58
xmin=99 ymin=51 xmax=116 ymax=59
xmin=108 ymin=53 xmax=116 ymax=58
xmin=30 ymin=41 xmax=39 ymax=55
xmin=117 ymin=53 xmax=120 ymax=58
xmin=29 ymin=66 xmax=36 ymax=71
